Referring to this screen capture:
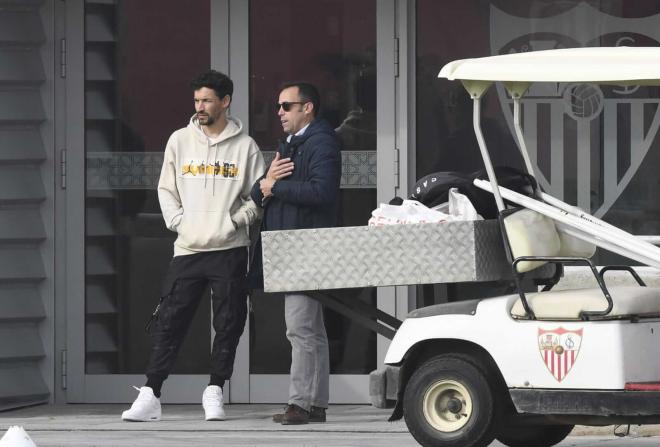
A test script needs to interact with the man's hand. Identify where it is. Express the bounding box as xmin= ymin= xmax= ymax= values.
xmin=266 ymin=152 xmax=294 ymax=181
xmin=261 ymin=152 xmax=294 ymax=198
